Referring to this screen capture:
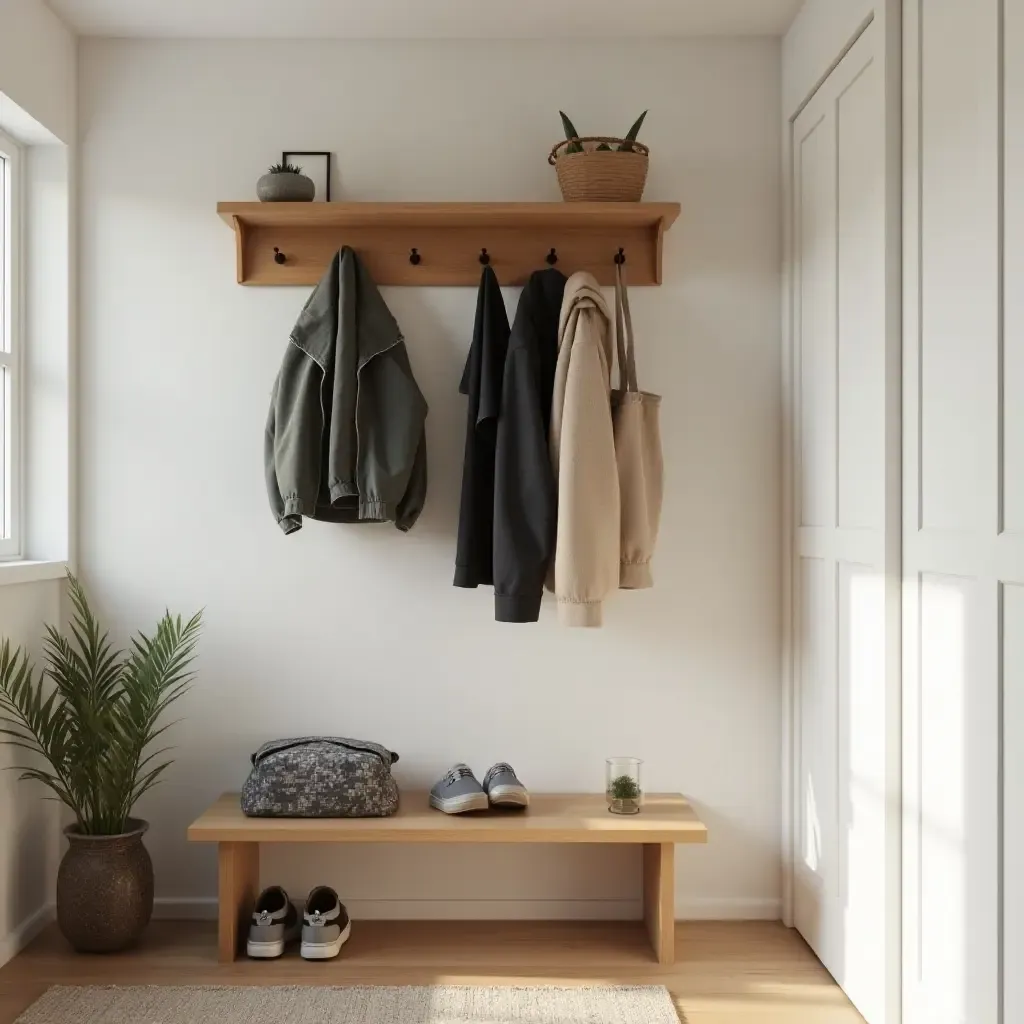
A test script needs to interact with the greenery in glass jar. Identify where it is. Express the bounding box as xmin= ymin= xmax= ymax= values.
xmin=608 ymin=773 xmax=641 ymax=814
